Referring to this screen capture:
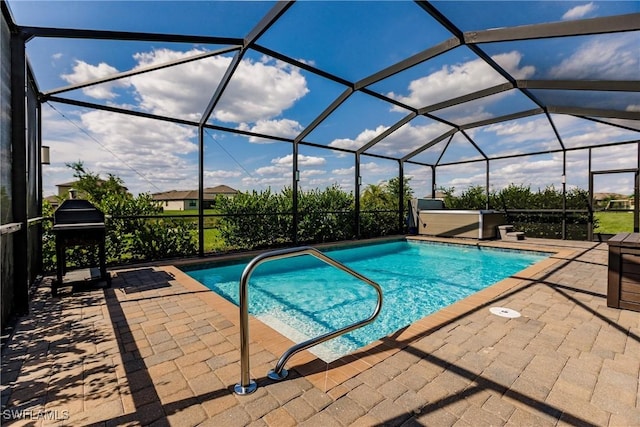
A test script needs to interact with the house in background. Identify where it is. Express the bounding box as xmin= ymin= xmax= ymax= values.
xmin=47 ymin=179 xmax=129 ymax=208
xmin=56 ymin=181 xmax=80 ymax=198
xmin=152 ymin=185 xmax=238 ymax=211
xmin=45 ymin=180 xmax=105 ymax=209
xmin=45 ymin=195 xmax=61 ymax=209
xmin=603 ymin=197 xmax=635 ymax=211
xmin=593 ymin=192 xmax=634 ymax=210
